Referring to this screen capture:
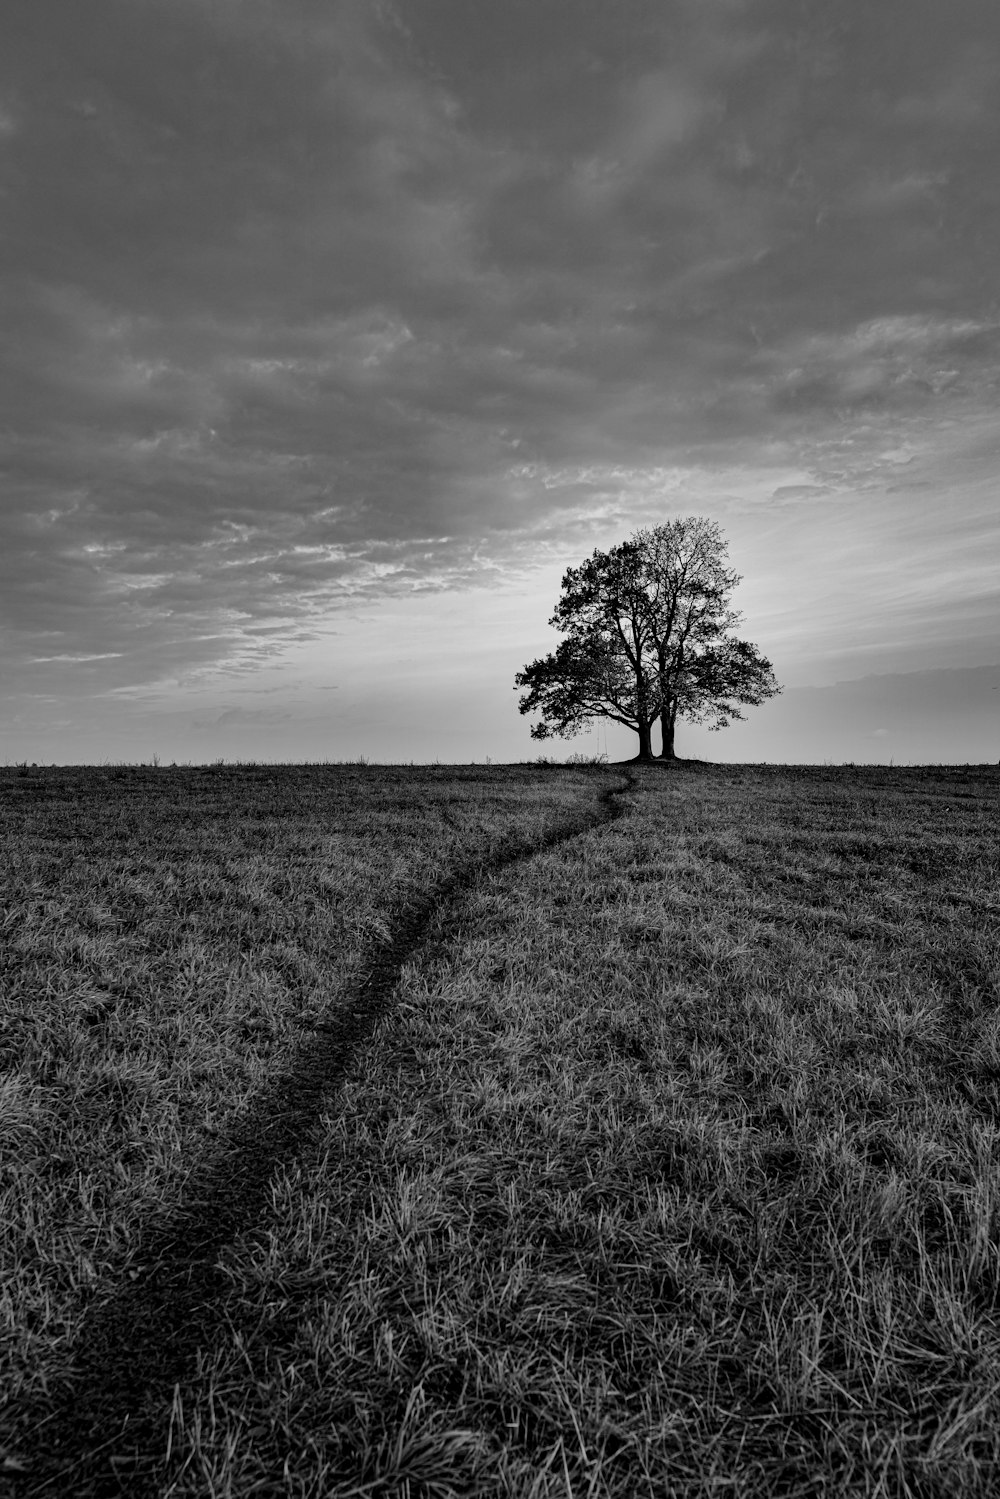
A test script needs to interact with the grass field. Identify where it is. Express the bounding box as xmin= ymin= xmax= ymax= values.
xmin=1 ymin=760 xmax=998 ymax=1497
